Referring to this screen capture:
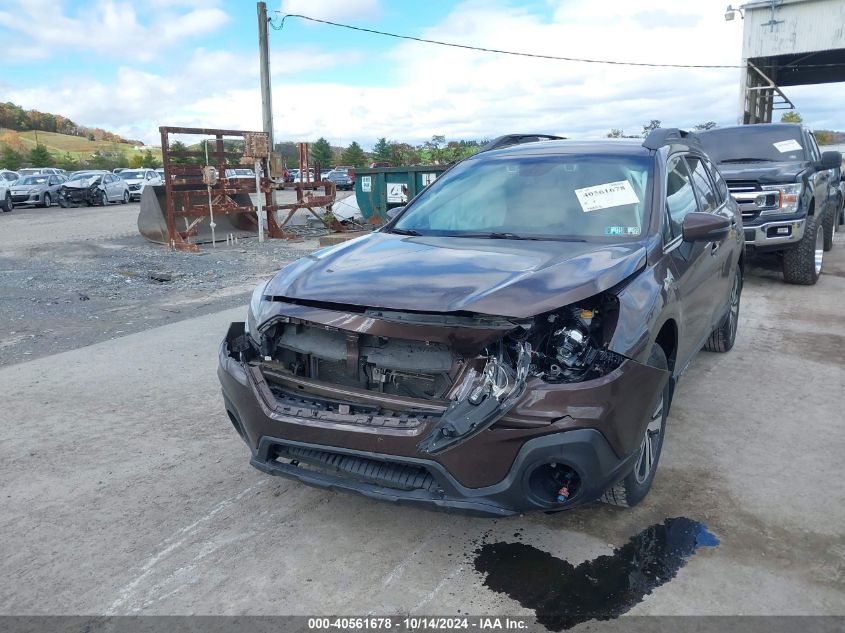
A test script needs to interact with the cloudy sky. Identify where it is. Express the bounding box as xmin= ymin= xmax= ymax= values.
xmin=1 ymin=0 xmax=843 ymax=149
